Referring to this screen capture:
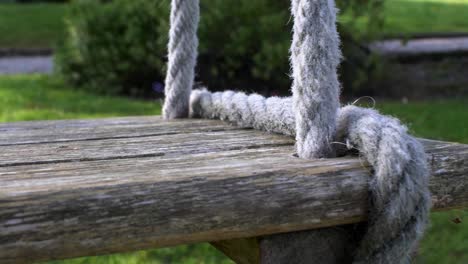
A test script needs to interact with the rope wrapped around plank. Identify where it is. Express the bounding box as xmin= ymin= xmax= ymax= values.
xmin=162 ymin=0 xmax=431 ymax=263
